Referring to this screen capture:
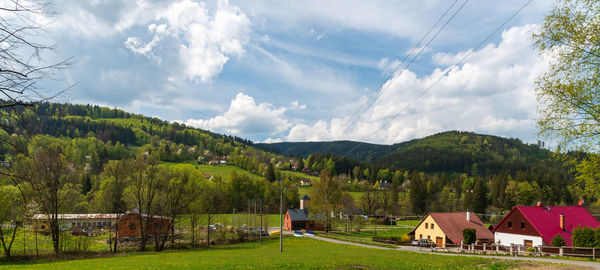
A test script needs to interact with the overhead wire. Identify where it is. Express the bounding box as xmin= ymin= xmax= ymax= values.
xmin=341 ymin=0 xmax=534 ymax=158
xmin=313 ymin=0 xmax=467 ymax=155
